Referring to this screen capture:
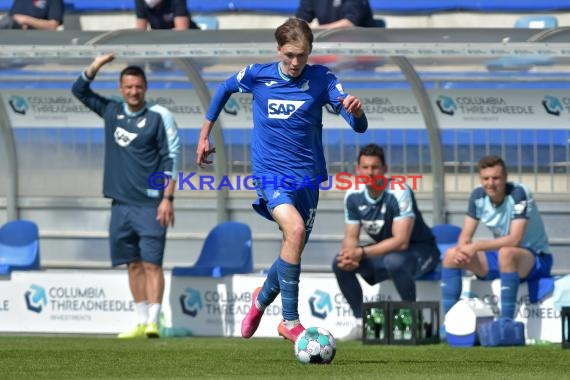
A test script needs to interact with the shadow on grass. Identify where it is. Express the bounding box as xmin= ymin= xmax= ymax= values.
xmin=340 ymin=359 xmax=503 ymax=365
